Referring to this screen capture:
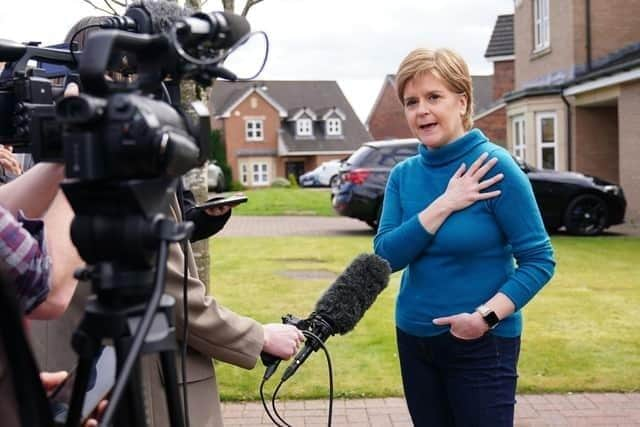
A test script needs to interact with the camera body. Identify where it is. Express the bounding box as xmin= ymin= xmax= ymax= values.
xmin=58 ymin=92 xmax=200 ymax=181
xmin=0 ymin=41 xmax=76 ymax=162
